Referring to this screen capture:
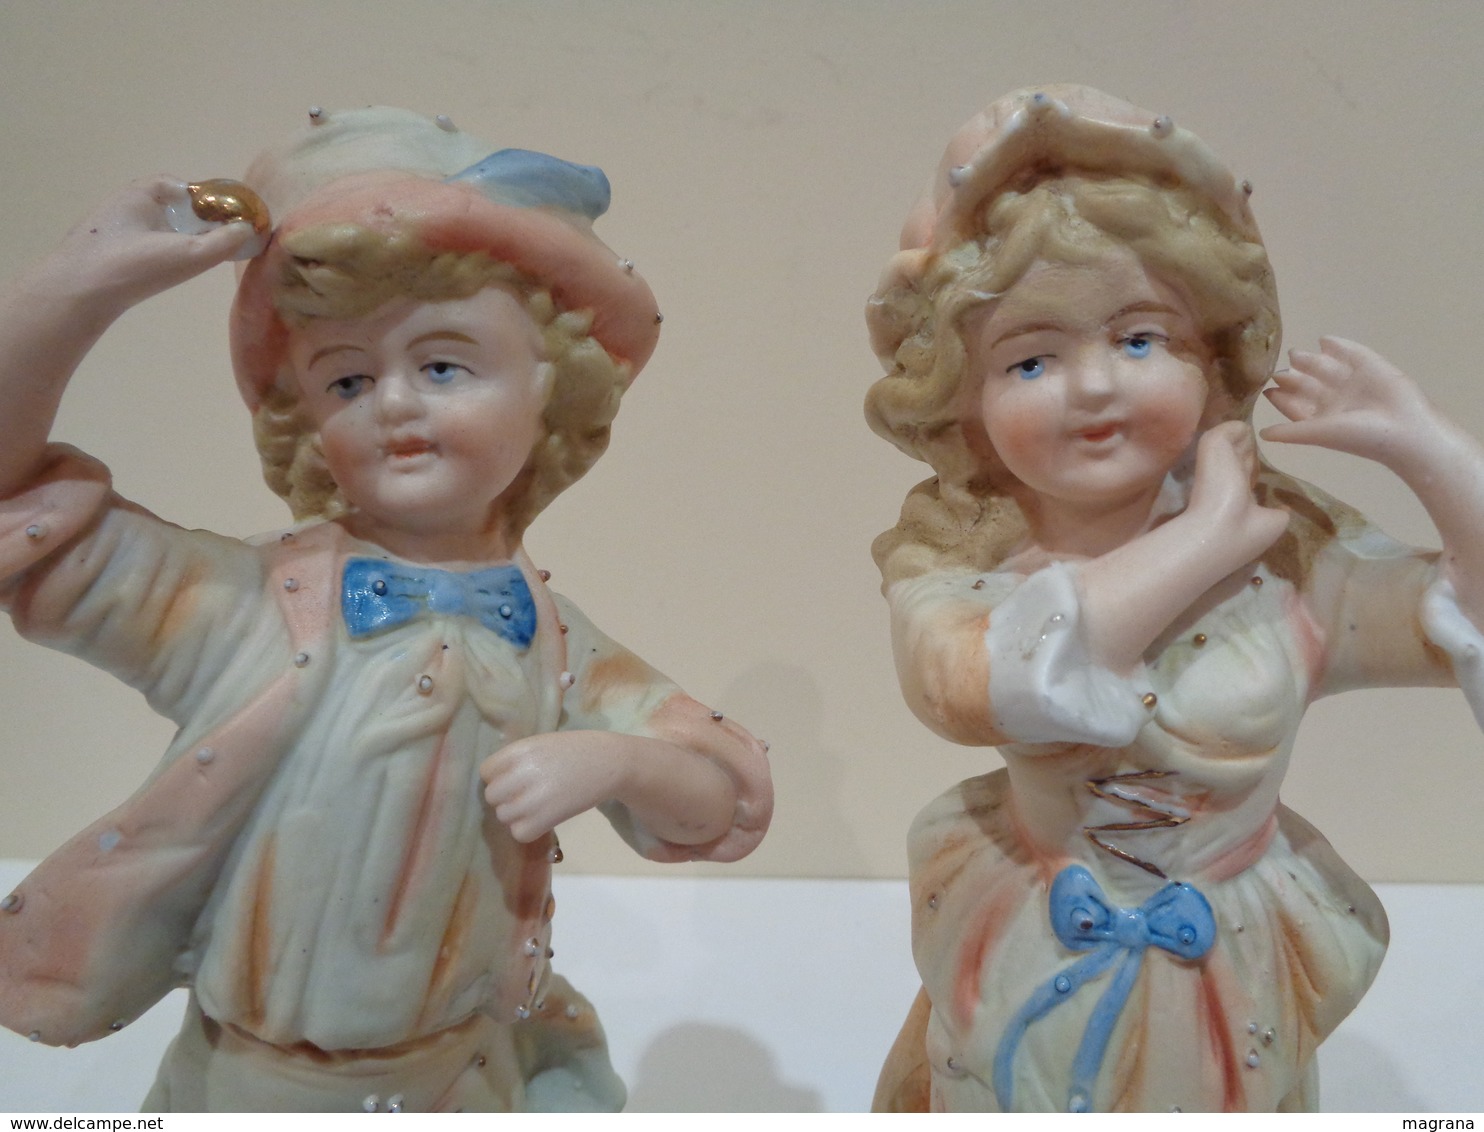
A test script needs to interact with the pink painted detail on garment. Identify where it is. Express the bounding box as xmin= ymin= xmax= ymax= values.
xmin=416 ymin=871 xmax=479 ymax=1033
xmin=0 ymin=445 xmax=110 ymax=591
xmin=0 ymin=665 xmax=313 ymax=1045
xmin=239 ymin=835 xmax=277 ymax=1032
xmin=492 ymin=838 xmax=552 ymax=1020
xmin=382 ymin=729 xmax=454 ymax=949
xmin=1198 ymin=959 xmax=1247 ymax=1111
xmin=1199 ymin=809 xmax=1278 ymax=884
xmin=1284 ymin=589 xmax=1328 ymax=703
xmin=950 ymin=880 xmax=1025 ymax=1034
